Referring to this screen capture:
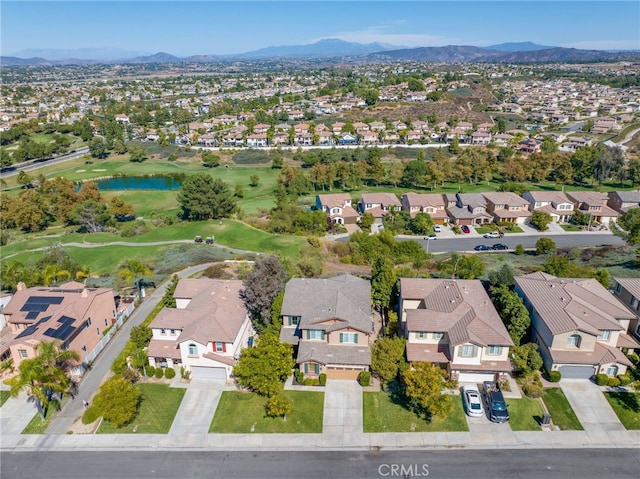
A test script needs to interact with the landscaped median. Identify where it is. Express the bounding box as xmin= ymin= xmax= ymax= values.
xmin=210 ymin=390 xmax=324 ymax=433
